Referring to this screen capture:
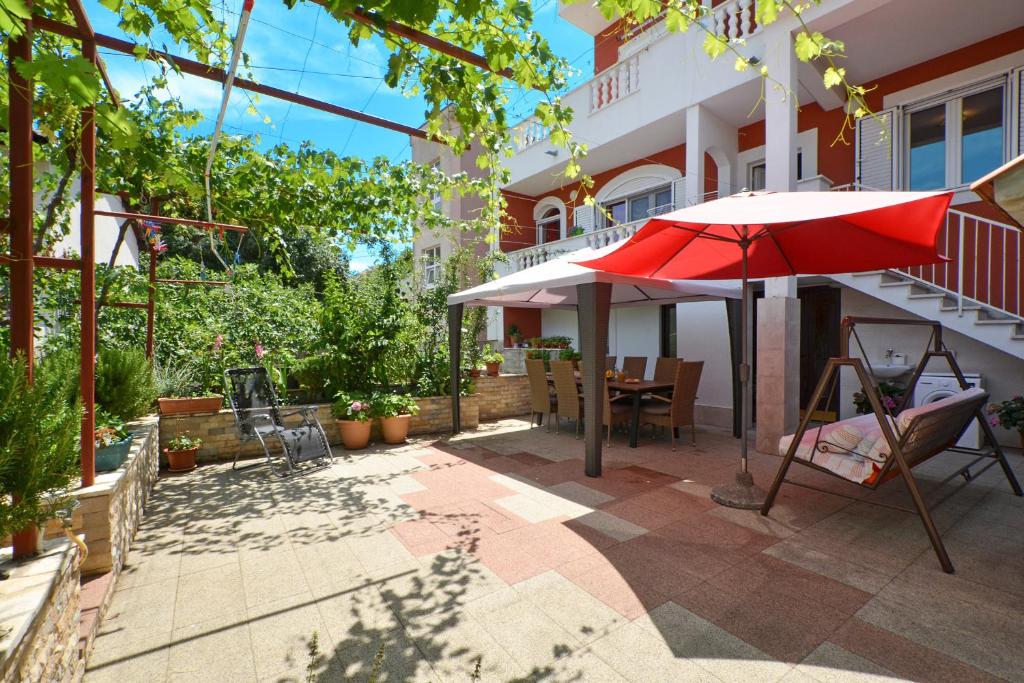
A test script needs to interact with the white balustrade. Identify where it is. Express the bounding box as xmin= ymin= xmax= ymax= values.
xmin=711 ymin=0 xmax=760 ymax=42
xmin=588 ymin=54 xmax=640 ymax=113
xmin=511 ymin=117 xmax=550 ymax=152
